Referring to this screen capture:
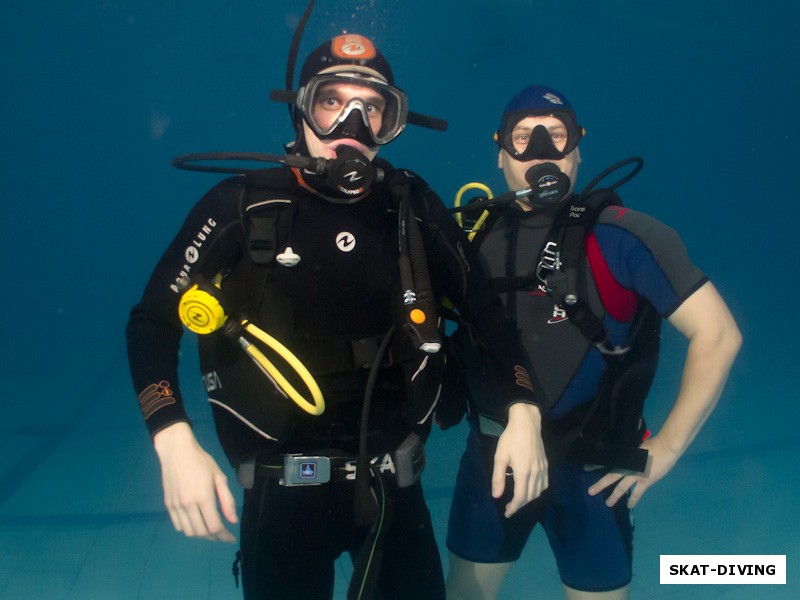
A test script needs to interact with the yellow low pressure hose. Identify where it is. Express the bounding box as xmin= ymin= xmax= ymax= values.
xmin=239 ymin=320 xmax=325 ymax=416
xmin=178 ymin=282 xmax=325 ymax=416
xmin=454 ymin=182 xmax=494 ymax=240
